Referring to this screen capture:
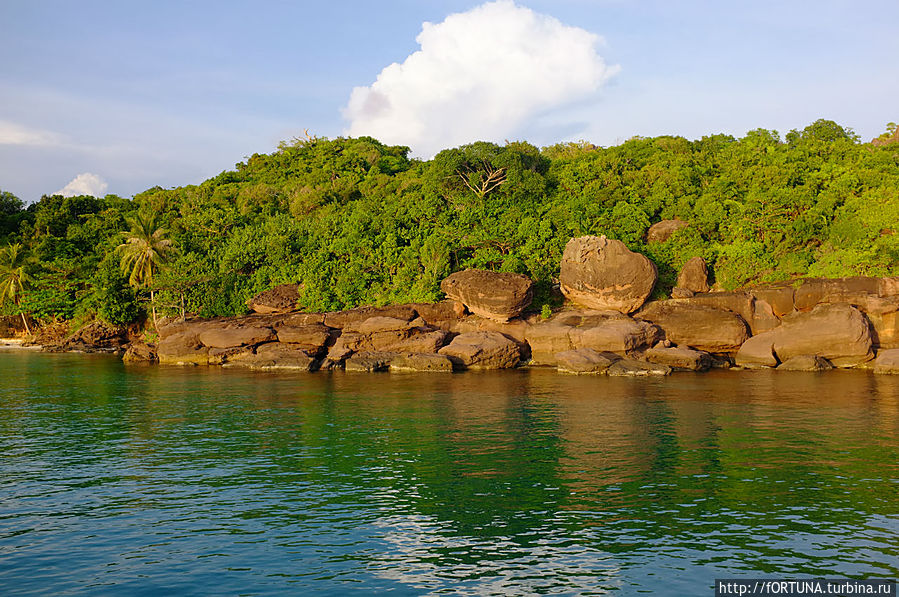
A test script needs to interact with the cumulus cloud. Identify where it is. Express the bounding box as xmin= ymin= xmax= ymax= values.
xmin=343 ymin=0 xmax=619 ymax=156
xmin=0 ymin=120 xmax=65 ymax=147
xmin=55 ymin=173 xmax=108 ymax=197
